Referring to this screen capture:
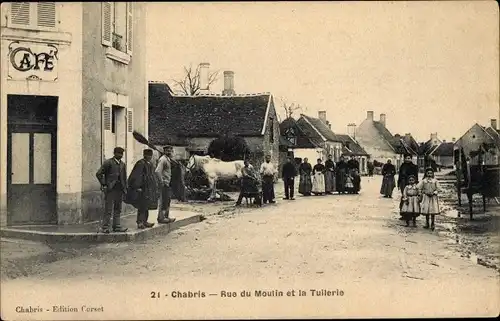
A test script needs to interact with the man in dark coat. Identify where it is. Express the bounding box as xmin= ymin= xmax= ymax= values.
xmin=397 ymin=154 xmax=419 ymax=217
xmin=367 ymin=160 xmax=374 ymax=176
xmin=335 ymin=156 xmax=349 ymax=194
xmin=282 ymin=156 xmax=298 ymax=200
xmin=127 ymin=149 xmax=160 ymax=229
xmin=96 ymin=147 xmax=128 ymax=233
